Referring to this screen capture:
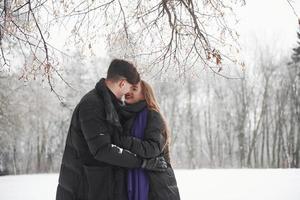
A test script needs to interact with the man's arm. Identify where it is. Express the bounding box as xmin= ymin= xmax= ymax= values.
xmin=79 ymin=99 xmax=142 ymax=168
xmin=114 ymin=110 xmax=165 ymax=159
